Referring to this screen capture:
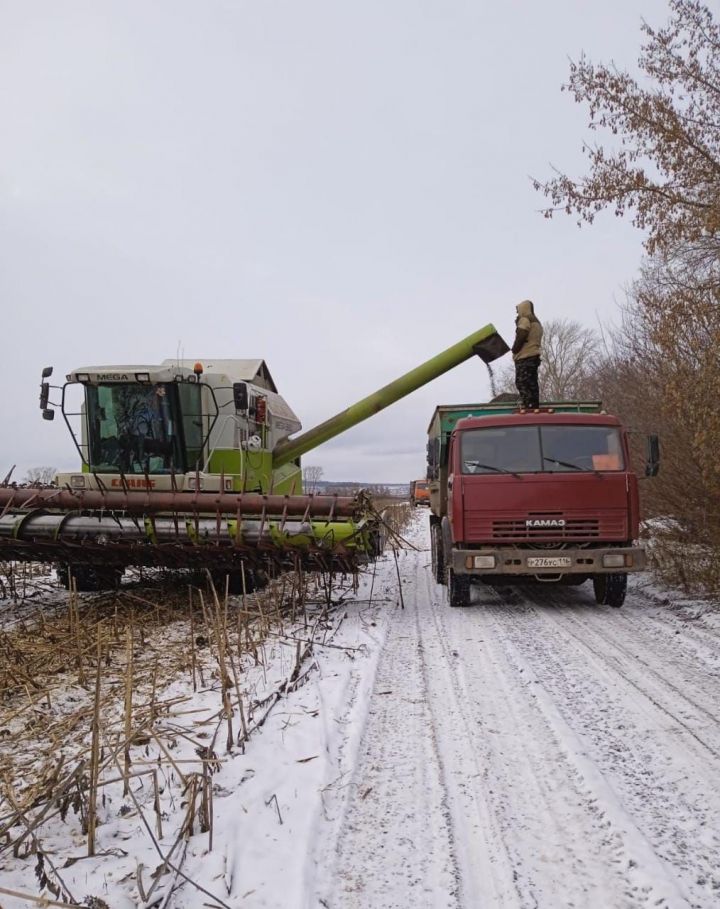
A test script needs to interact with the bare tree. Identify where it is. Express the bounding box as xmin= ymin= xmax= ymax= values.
xmin=492 ymin=318 xmax=601 ymax=401
xmin=302 ymin=465 xmax=324 ymax=493
xmin=24 ymin=466 xmax=57 ymax=486
xmin=540 ymin=319 xmax=601 ymax=399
